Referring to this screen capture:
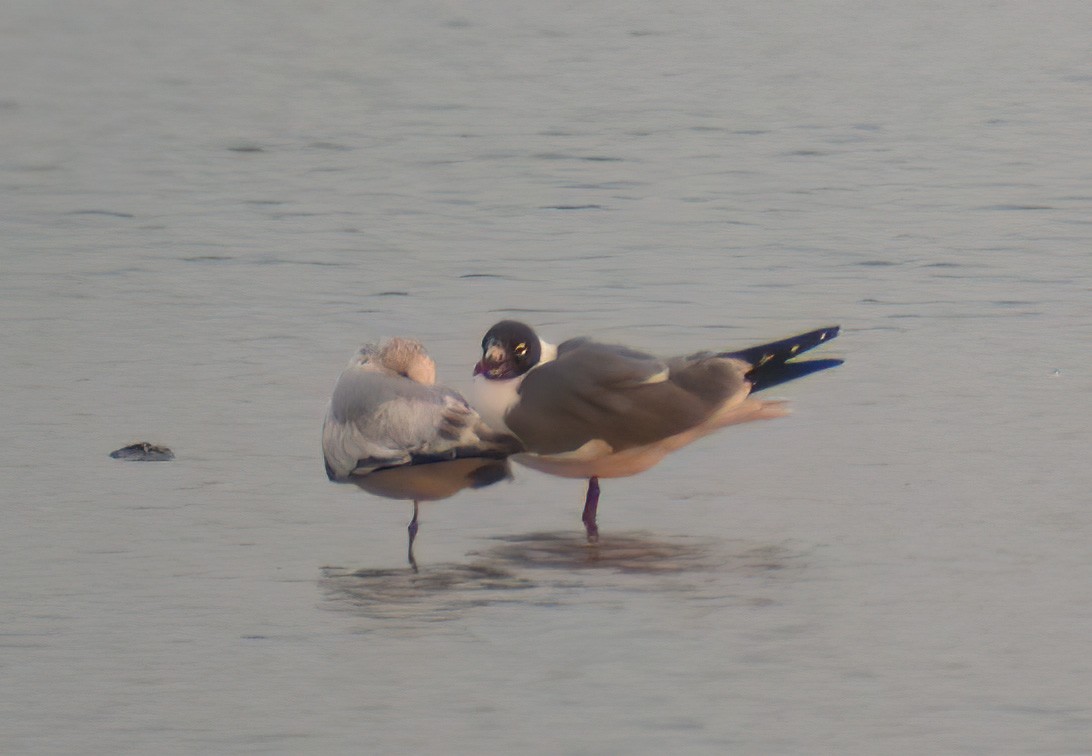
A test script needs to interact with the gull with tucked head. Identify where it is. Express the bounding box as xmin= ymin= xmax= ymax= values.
xmin=323 ymin=337 xmax=522 ymax=569
xmin=472 ymin=321 xmax=843 ymax=542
